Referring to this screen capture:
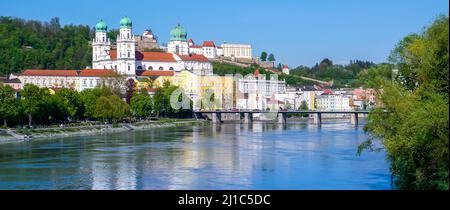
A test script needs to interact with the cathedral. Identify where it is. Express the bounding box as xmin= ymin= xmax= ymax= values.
xmin=92 ymin=17 xmax=213 ymax=76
